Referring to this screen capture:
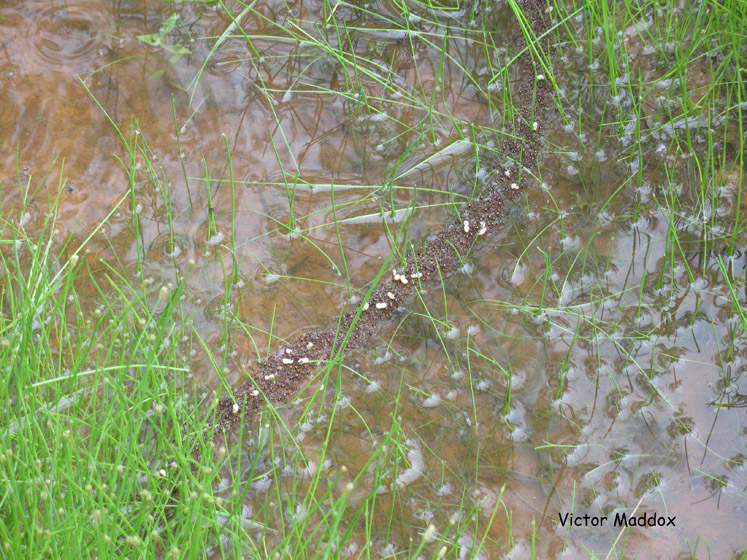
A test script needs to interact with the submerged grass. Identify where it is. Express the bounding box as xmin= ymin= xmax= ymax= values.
xmin=1 ymin=0 xmax=746 ymax=558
